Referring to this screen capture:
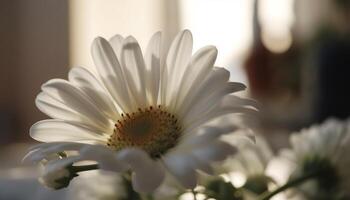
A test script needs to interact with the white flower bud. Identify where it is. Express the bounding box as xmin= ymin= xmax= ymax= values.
xmin=38 ymin=164 xmax=74 ymax=189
